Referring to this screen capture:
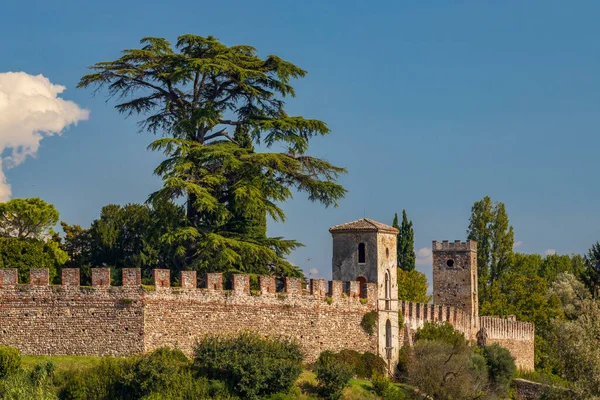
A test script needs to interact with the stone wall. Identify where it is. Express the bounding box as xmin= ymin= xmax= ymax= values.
xmin=400 ymin=300 xmax=472 ymax=338
xmin=480 ymin=317 xmax=535 ymax=371
xmin=0 ymin=268 xmax=377 ymax=361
